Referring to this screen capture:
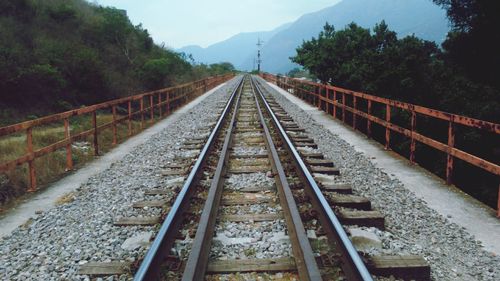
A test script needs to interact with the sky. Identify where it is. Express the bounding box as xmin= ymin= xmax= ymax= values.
xmin=92 ymin=0 xmax=340 ymax=49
